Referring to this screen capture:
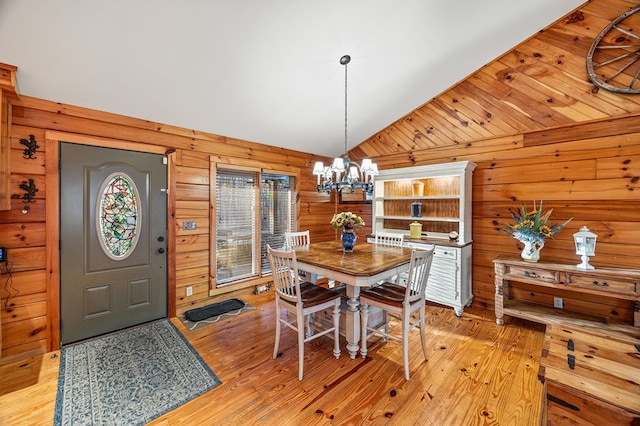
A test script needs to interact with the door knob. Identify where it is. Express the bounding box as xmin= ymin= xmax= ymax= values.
xmin=157 ymin=248 xmax=165 ymax=254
